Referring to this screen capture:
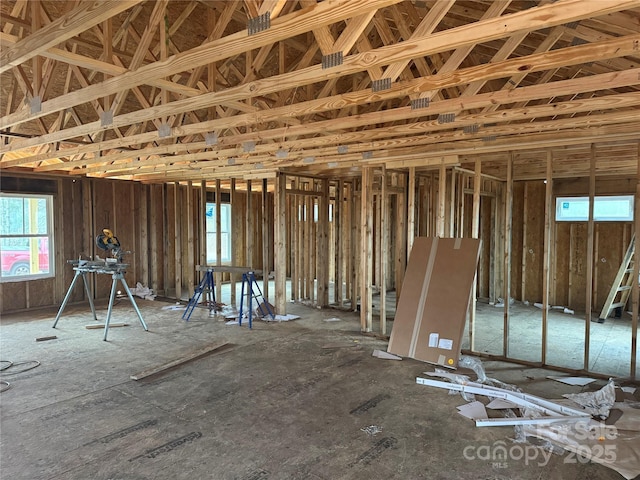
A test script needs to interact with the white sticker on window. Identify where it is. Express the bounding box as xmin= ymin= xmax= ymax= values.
xmin=428 ymin=333 xmax=439 ymax=348
xmin=438 ymin=338 xmax=454 ymax=350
